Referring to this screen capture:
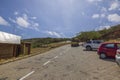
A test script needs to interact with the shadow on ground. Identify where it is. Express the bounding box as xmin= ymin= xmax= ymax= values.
xmin=83 ymin=49 xmax=97 ymax=52
xmin=101 ymin=57 xmax=115 ymax=62
xmin=83 ymin=49 xmax=116 ymax=62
